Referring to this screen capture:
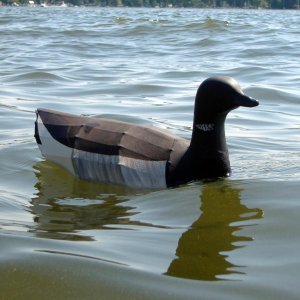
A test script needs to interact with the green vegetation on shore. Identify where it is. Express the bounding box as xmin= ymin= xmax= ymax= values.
xmin=1 ymin=0 xmax=299 ymax=9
